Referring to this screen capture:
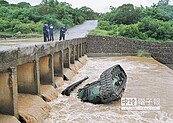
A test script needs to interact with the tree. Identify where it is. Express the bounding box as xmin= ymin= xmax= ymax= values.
xmin=41 ymin=0 xmax=48 ymax=4
xmin=0 ymin=0 xmax=8 ymax=5
xmin=157 ymin=0 xmax=169 ymax=6
xmin=112 ymin=4 xmax=143 ymax=25
xmin=144 ymin=0 xmax=173 ymax=21
xmin=79 ymin=6 xmax=97 ymax=20
xmin=17 ymin=2 xmax=31 ymax=8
